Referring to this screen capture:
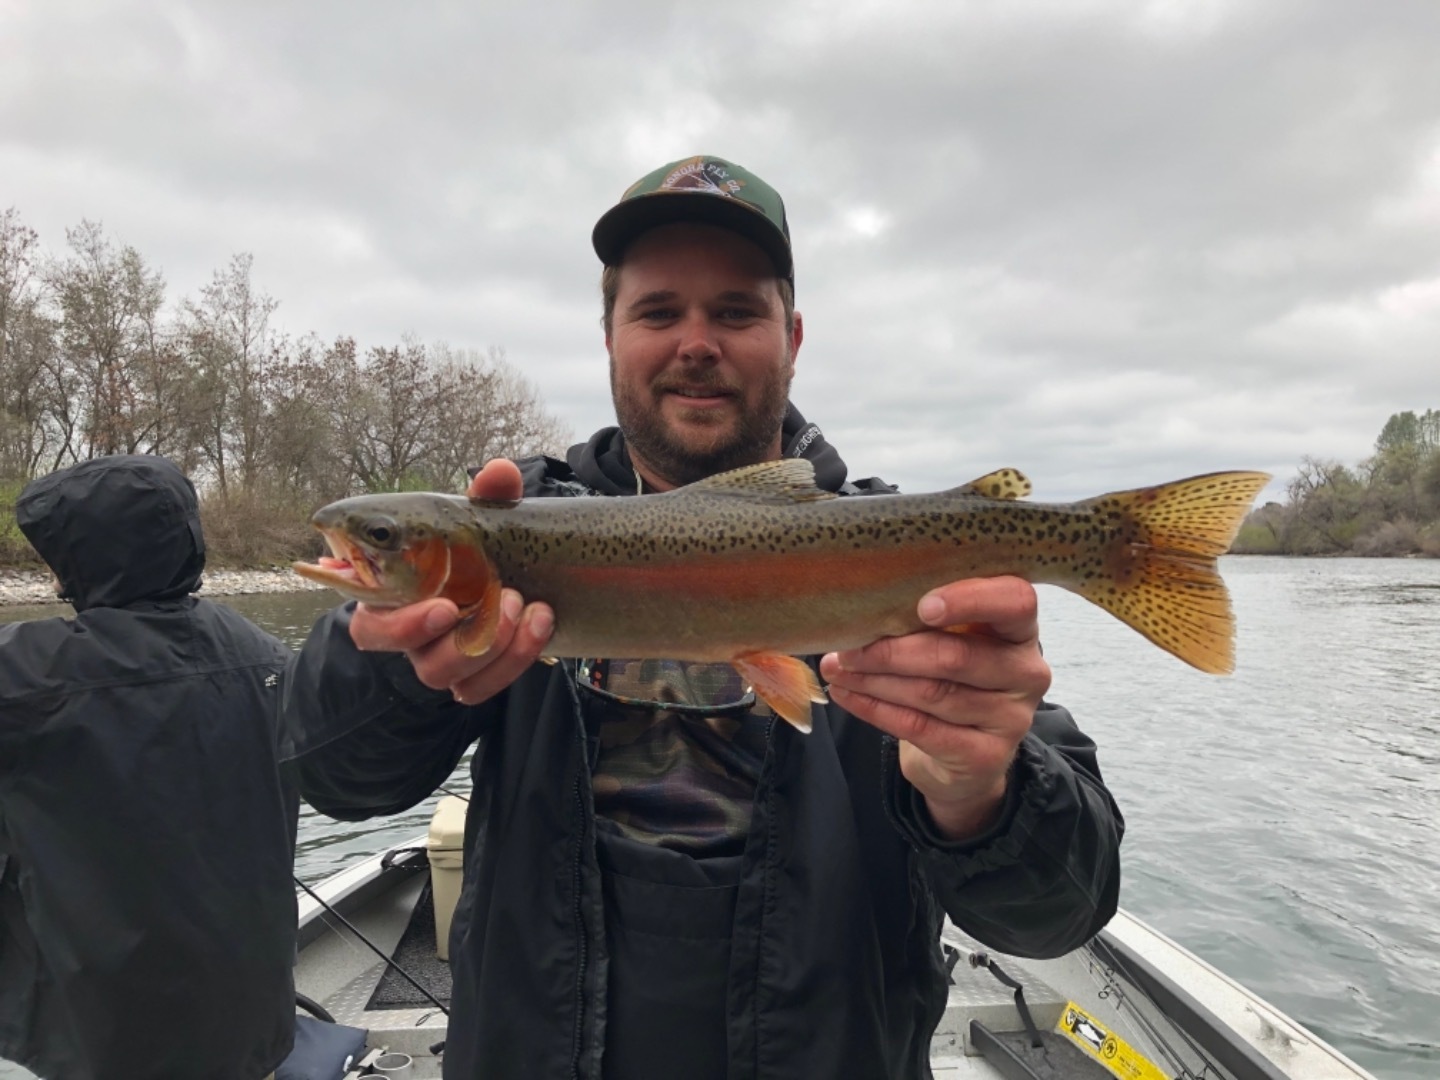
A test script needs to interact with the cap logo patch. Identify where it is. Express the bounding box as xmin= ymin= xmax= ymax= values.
xmin=662 ymin=157 xmax=745 ymax=198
